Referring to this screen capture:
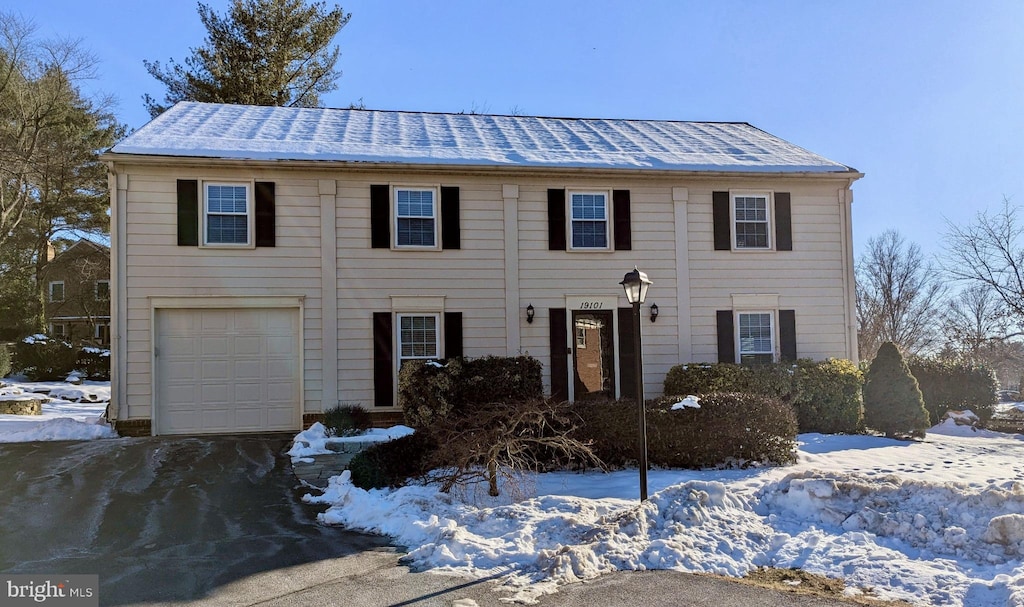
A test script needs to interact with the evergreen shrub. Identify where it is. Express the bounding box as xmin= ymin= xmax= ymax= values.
xmin=790 ymin=358 xmax=864 ymax=434
xmin=76 ymin=348 xmax=110 ymax=380
xmin=863 ymin=342 xmax=929 ymax=438
xmin=0 ymin=344 xmax=10 ymax=379
xmin=322 ymin=403 xmax=372 ymax=437
xmin=907 ymin=357 xmax=997 ymax=424
xmin=12 ymin=335 xmax=77 ymax=381
xmin=348 ymin=432 xmax=438 ymax=490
